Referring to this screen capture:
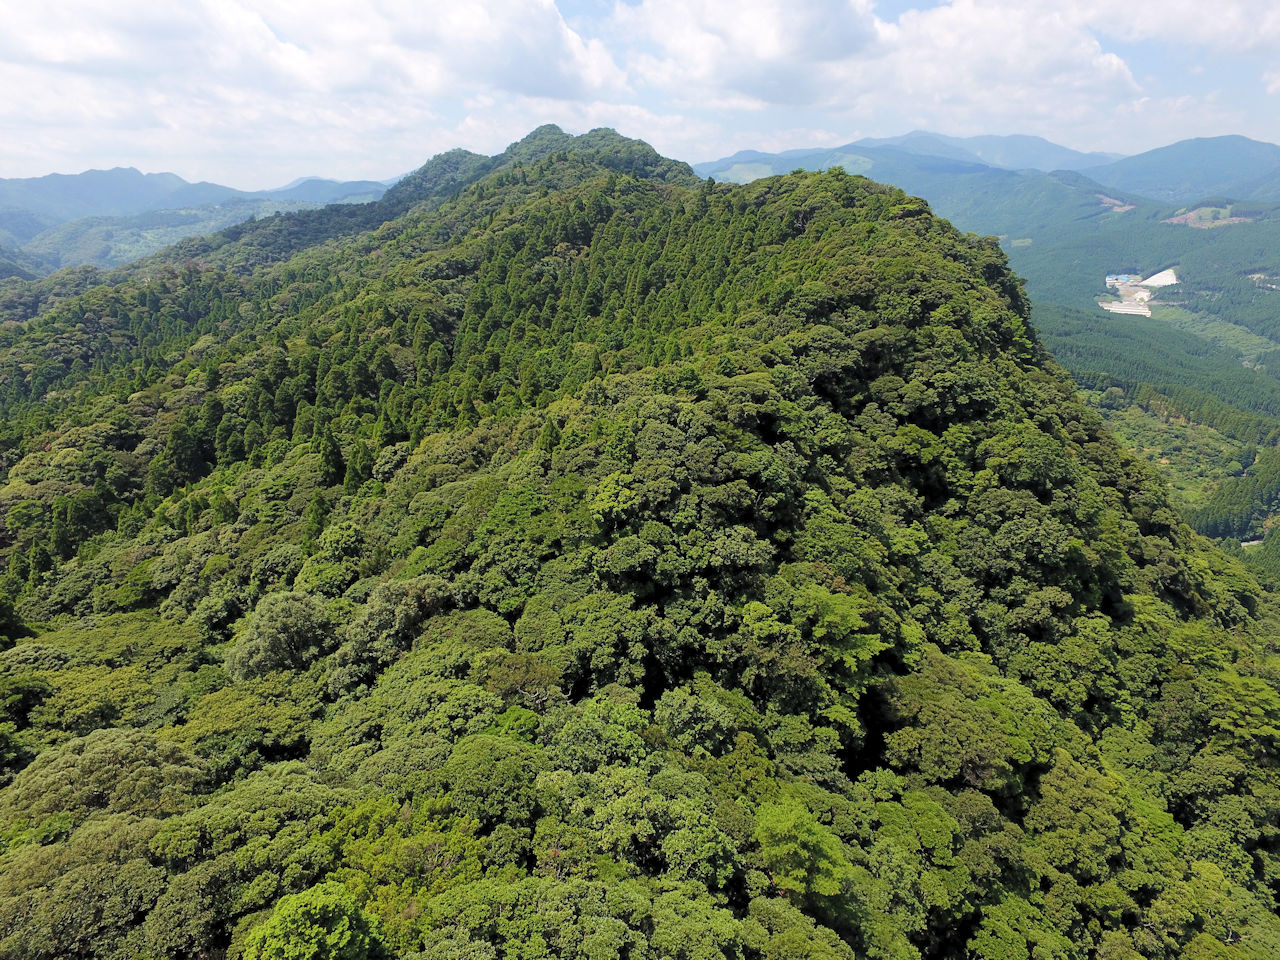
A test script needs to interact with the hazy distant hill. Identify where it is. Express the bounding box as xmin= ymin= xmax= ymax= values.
xmin=851 ymin=130 xmax=1123 ymax=171
xmin=266 ymin=177 xmax=387 ymax=204
xmin=694 ymin=142 xmax=984 ymax=186
xmin=1081 ymin=135 xmax=1280 ymax=203
xmin=0 ymin=167 xmax=387 ymax=270
xmin=695 ymin=131 xmax=1122 ymax=181
xmin=0 ymin=242 xmax=51 ymax=281
xmin=0 ymin=167 xmax=386 ymax=229
xmin=0 ymin=168 xmax=233 ymax=228
xmin=21 ymin=198 xmax=367 ymax=270
xmin=0 ymin=207 xmax=60 ymax=250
